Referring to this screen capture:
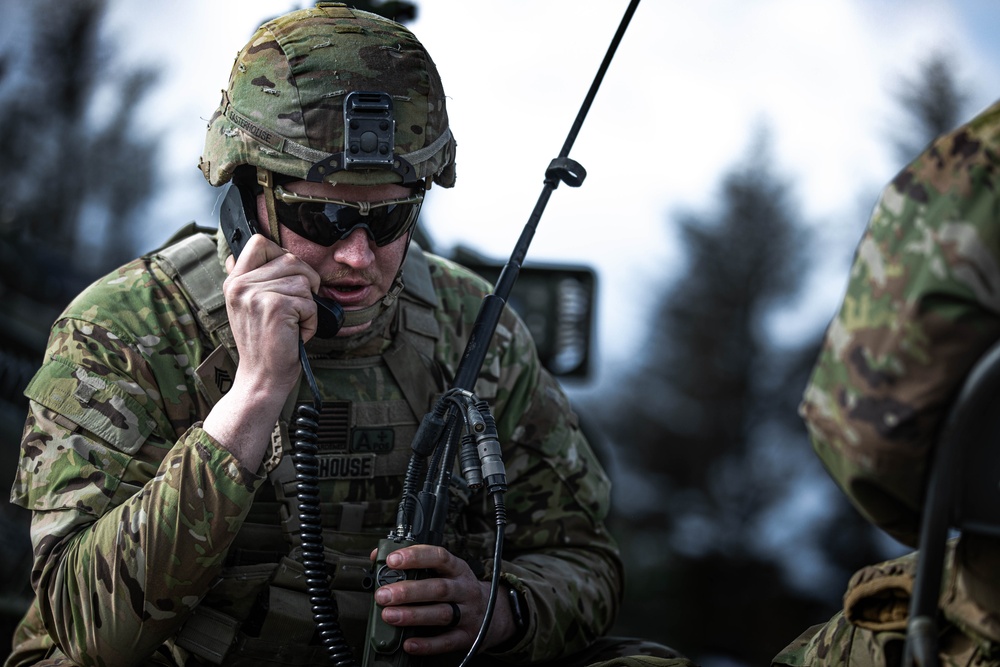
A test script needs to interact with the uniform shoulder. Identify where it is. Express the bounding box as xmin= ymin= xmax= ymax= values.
xmin=57 ymin=245 xmax=202 ymax=350
xmin=421 ymin=250 xmax=494 ymax=298
xmin=892 ymin=98 xmax=1000 ymax=204
xmin=965 ymin=98 xmax=1000 ymax=148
